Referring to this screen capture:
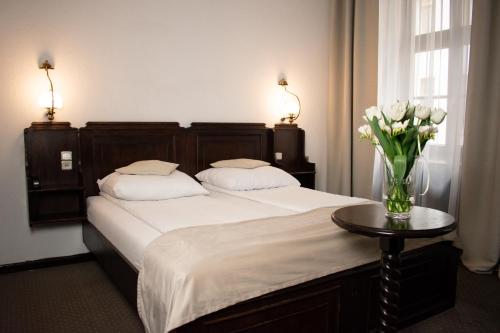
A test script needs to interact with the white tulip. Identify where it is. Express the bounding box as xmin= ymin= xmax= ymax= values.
xmin=415 ymin=105 xmax=431 ymax=120
xmin=379 ymin=118 xmax=392 ymax=134
xmin=418 ymin=125 xmax=430 ymax=135
xmin=358 ymin=125 xmax=372 ymax=134
xmin=430 ymin=108 xmax=447 ymax=124
xmin=365 ymin=106 xmax=382 ymax=121
xmin=358 ymin=125 xmax=375 ymax=142
xmin=418 ymin=125 xmax=438 ymax=139
xmin=392 ymin=119 xmax=409 ymax=135
xmin=388 ymin=101 xmax=407 ymax=121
